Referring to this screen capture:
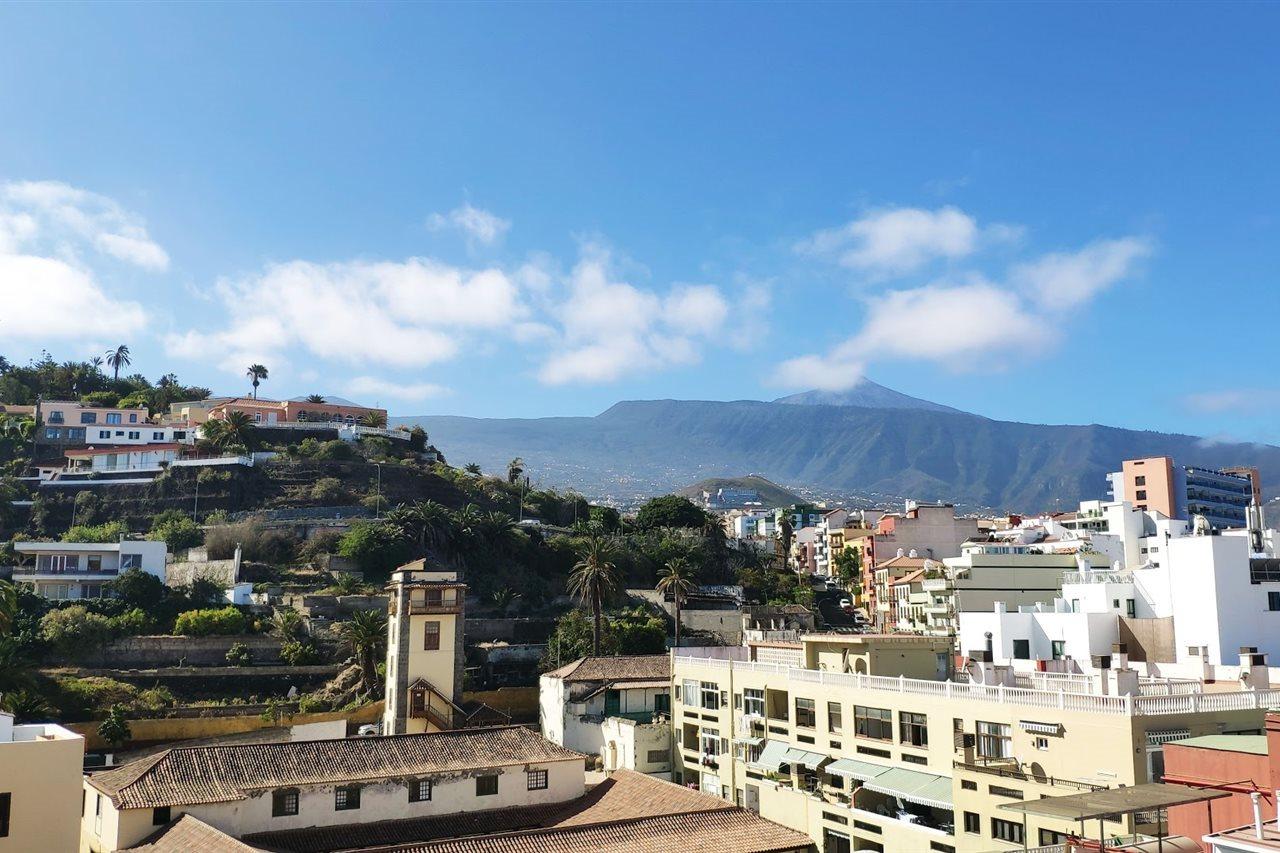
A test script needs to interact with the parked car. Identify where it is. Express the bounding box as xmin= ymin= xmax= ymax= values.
xmin=839 ymin=597 xmax=852 ymax=612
